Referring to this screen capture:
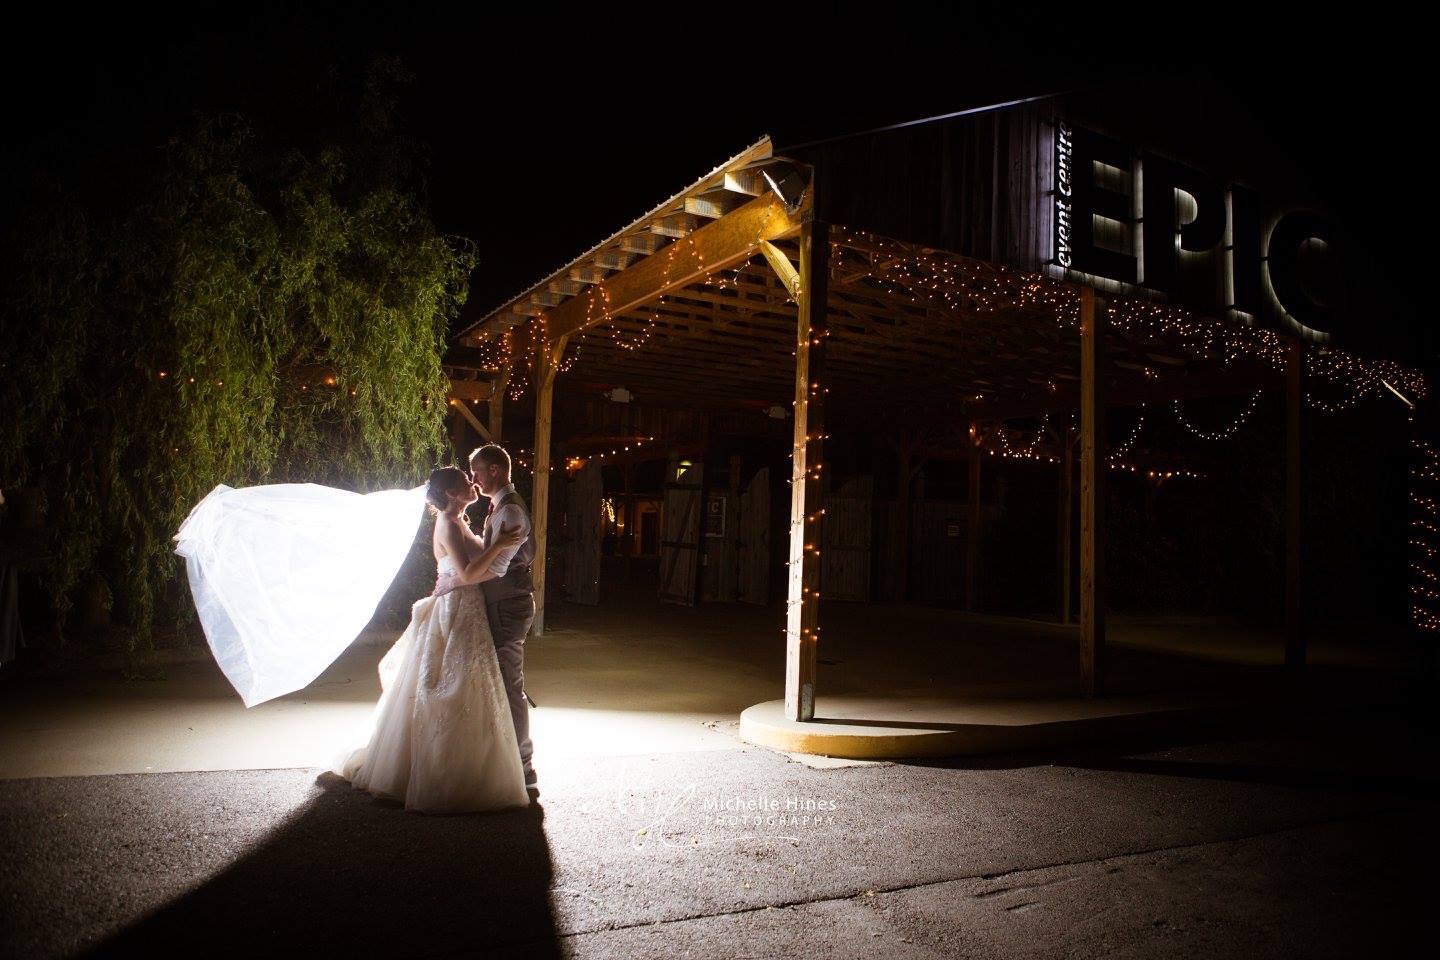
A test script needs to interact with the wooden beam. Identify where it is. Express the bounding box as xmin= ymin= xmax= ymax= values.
xmin=758 ymin=240 xmax=801 ymax=300
xmin=544 ymin=192 xmax=806 ymax=343
xmin=1285 ymin=337 xmax=1304 ymax=673
xmin=1079 ymin=287 xmax=1106 ymax=697
xmin=595 ymin=249 xmax=639 ymax=271
xmin=530 ymin=335 xmax=568 ymax=637
xmin=621 ymin=232 xmax=667 ymax=255
xmin=451 ymin=398 xmax=493 ymax=443
xmin=965 ymin=420 xmax=983 ymax=611
xmin=447 ymin=378 xmax=498 ymax=402
xmin=722 ymin=169 xmax=766 ymax=197
xmin=685 ymin=195 xmax=742 ymax=219
xmin=652 ymin=213 xmax=700 ymax=239
xmin=784 ymin=220 xmax=829 ymax=723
